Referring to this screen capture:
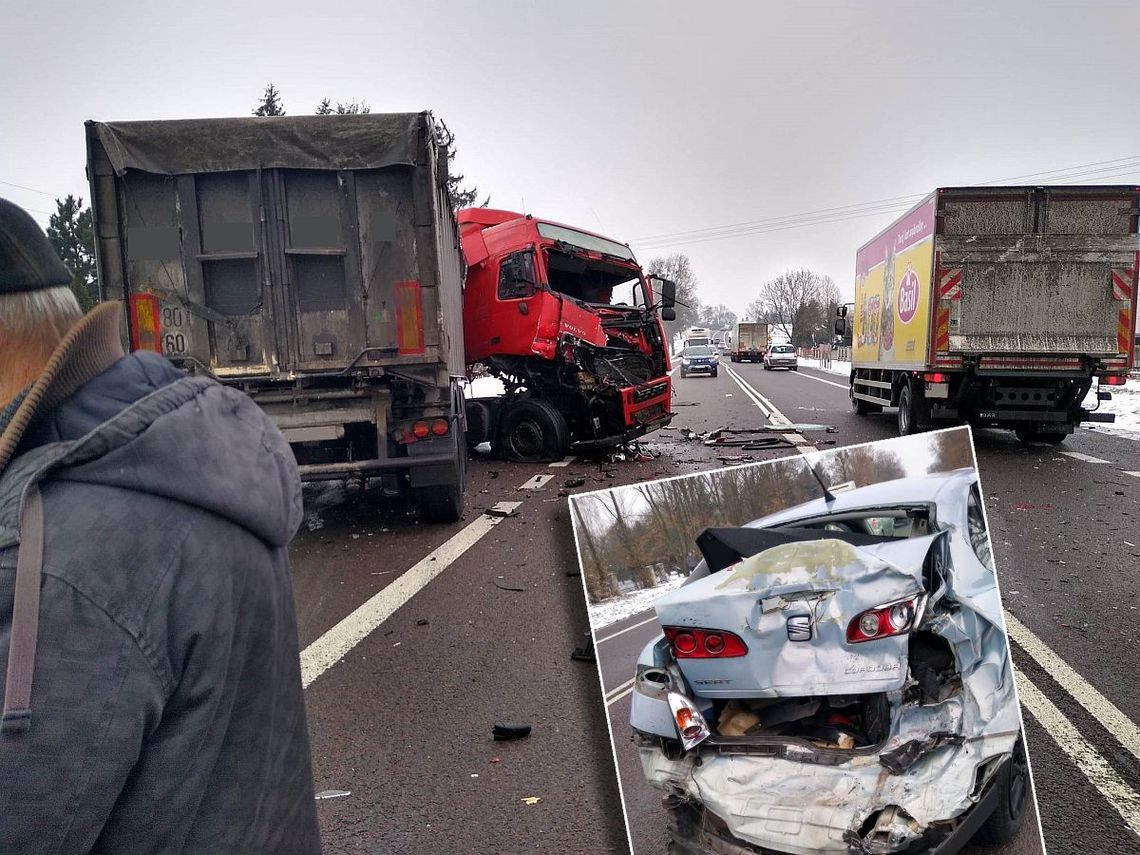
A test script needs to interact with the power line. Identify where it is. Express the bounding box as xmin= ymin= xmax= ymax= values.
xmin=0 ymin=178 xmax=64 ymax=198
xmin=632 ymin=154 xmax=1140 ymax=249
